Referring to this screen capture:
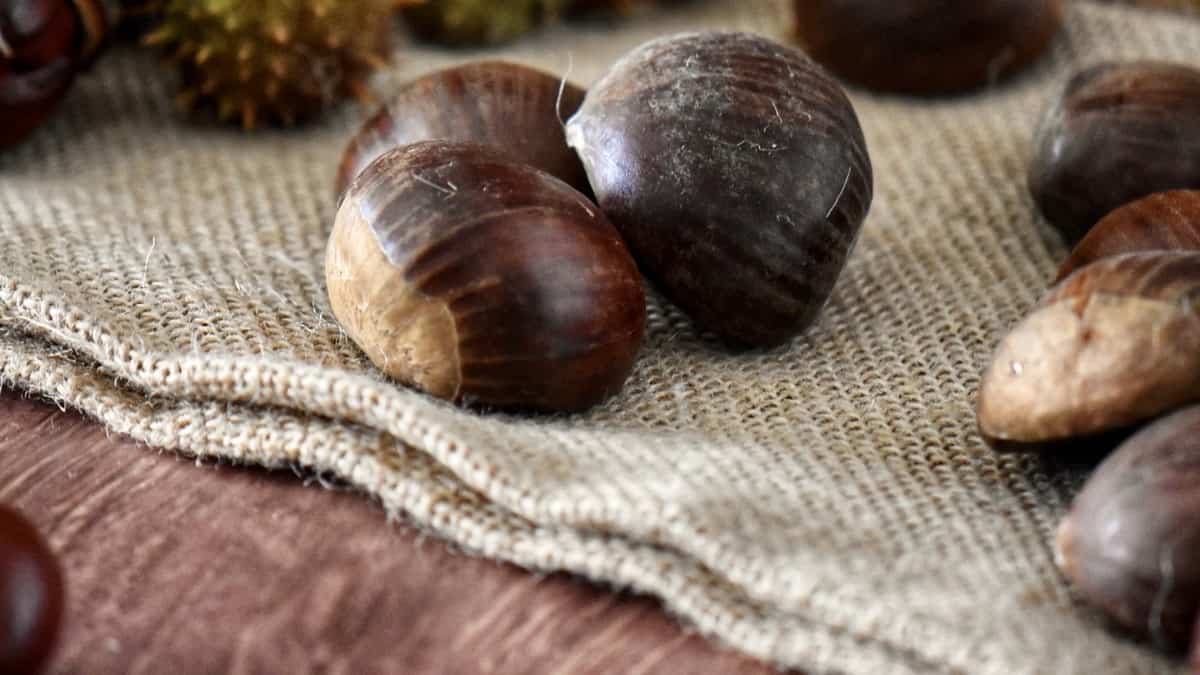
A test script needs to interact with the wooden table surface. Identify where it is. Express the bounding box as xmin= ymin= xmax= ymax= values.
xmin=0 ymin=389 xmax=780 ymax=675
